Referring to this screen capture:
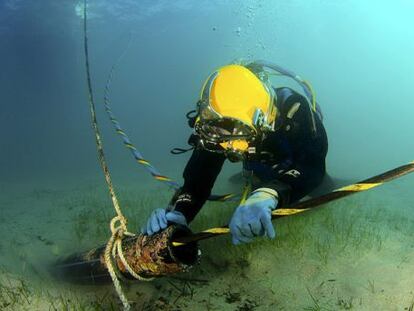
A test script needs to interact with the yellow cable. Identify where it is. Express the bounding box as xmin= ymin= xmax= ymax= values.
xmin=336 ymin=183 xmax=381 ymax=192
xmin=239 ymin=182 xmax=251 ymax=205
